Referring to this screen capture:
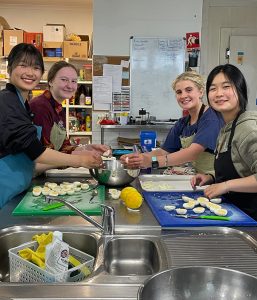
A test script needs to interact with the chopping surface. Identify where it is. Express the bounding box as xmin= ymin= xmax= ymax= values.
xmin=12 ymin=185 xmax=105 ymax=216
xmin=143 ymin=190 xmax=257 ymax=227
